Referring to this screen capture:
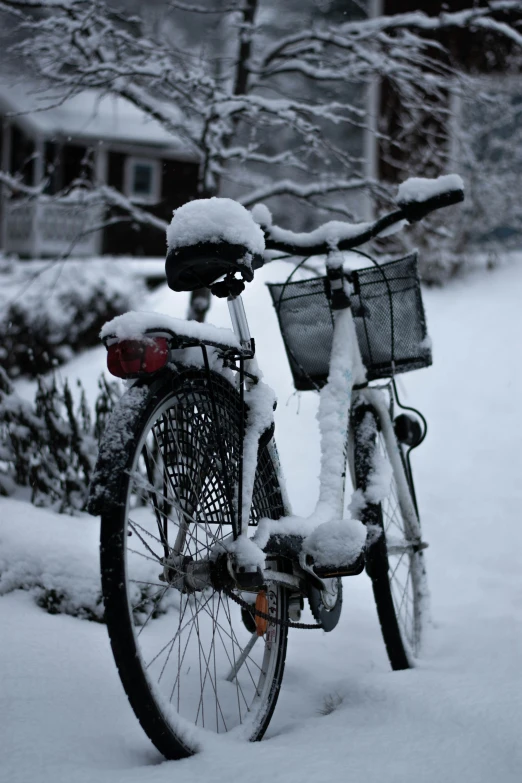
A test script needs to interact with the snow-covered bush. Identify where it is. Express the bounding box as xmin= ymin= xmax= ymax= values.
xmin=0 ymin=496 xmax=167 ymax=623
xmin=0 ymin=367 xmax=119 ymax=513
xmin=0 ymin=260 xmax=145 ymax=377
